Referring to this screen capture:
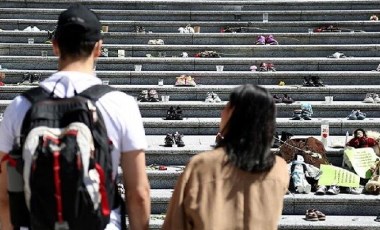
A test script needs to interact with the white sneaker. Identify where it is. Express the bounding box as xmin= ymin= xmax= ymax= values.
xmin=374 ymin=94 xmax=380 ymax=103
xmin=23 ymin=26 xmax=32 ymax=32
xmin=212 ymin=93 xmax=222 ymax=103
xmin=31 ymin=26 xmax=41 ymax=32
xmin=205 ymin=93 xmax=214 ymax=103
xmin=363 ymin=93 xmax=374 ymax=103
